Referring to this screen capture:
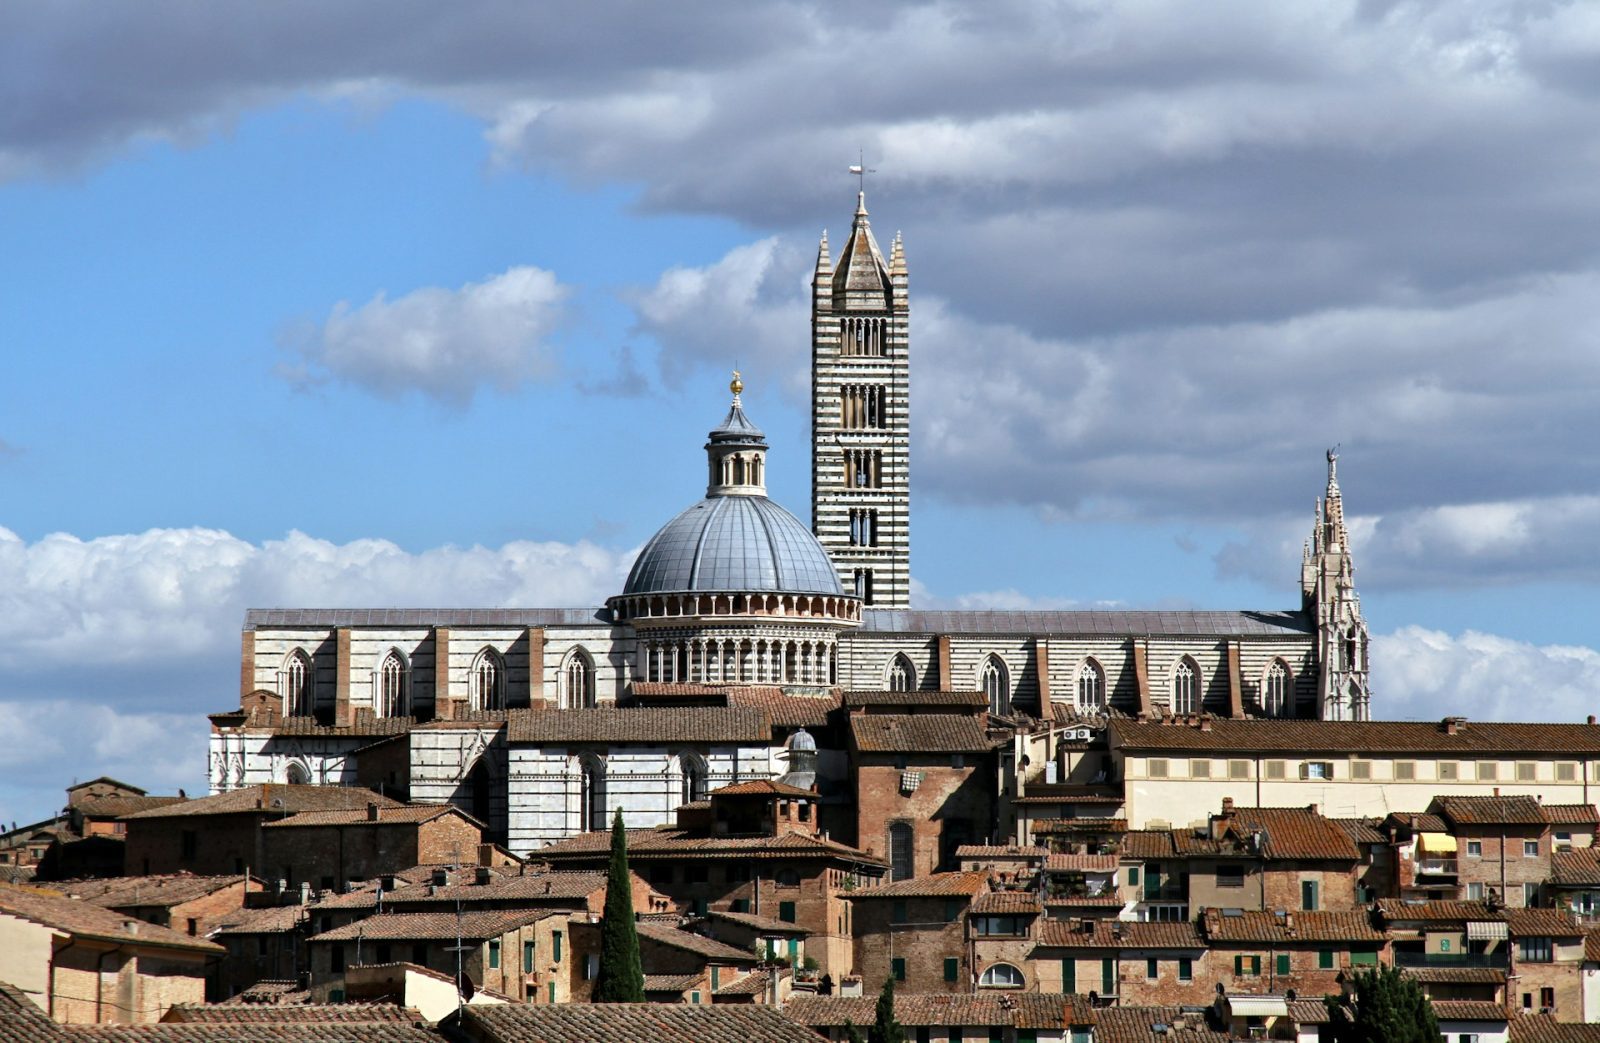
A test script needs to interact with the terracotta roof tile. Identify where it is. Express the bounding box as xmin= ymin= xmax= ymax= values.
xmin=537 ymin=827 xmax=885 ymax=865
xmin=1111 ymin=718 xmax=1600 ymax=755
xmin=635 ymin=921 xmax=756 ymax=961
xmin=1093 ymin=1006 xmax=1228 ymax=1043
xmin=1544 ymin=804 xmax=1600 ymax=825
xmin=1202 ymin=909 xmax=1384 ymax=944
xmin=212 ymin=905 xmax=307 ymax=935
xmin=43 ymin=874 xmax=249 ymax=910
xmin=1508 ymin=1013 xmax=1600 ymax=1042
xmin=1120 ymin=831 xmax=1177 ymax=858
xmin=1035 ymin=920 xmax=1204 ymax=949
xmin=1044 ymin=853 xmax=1119 ymax=871
xmin=850 ymin=714 xmax=995 ymax=753
xmin=1401 ymin=966 xmax=1507 ymax=984
xmin=1388 ymin=811 xmax=1449 ymax=833
xmin=1377 ymin=899 xmax=1506 ymax=924
xmin=464 ymin=1004 xmax=824 ymax=1043
xmin=375 ymin=870 xmax=606 ymax=908
xmin=506 ymin=706 xmax=772 ymax=745
xmin=1587 ymin=929 xmax=1600 ymax=964
xmin=957 ymin=845 xmax=1047 ymax=860
xmin=1505 ymin=907 xmax=1584 ymax=938
xmin=1430 ymin=1000 xmax=1510 ymax=1022
xmin=1432 ymin=795 xmax=1548 ymax=826
xmin=75 ymin=796 xmax=187 ymax=819
xmin=0 ymin=983 xmax=65 ymax=1043
xmin=711 ymin=780 xmax=815 ymax=798
xmin=784 ymin=994 xmax=1093 ymax=1029
xmin=713 ymin=969 xmax=771 ymax=996
xmin=1288 ymin=999 xmax=1332 ymax=1024
xmin=62 ymin=1024 xmax=440 ymax=1041
xmin=643 ymin=973 xmax=703 ymax=992
xmin=0 ymin=883 xmax=223 ymax=955
xmin=847 ymin=871 xmax=987 ymax=899
xmin=1224 ymin=807 xmax=1361 ymax=861
xmin=123 ymin=785 xmax=403 ymax=820
xmin=968 ymin=891 xmax=1041 ymax=915
xmin=1031 ymin=818 xmax=1128 ymax=835
xmin=704 ymin=909 xmax=807 ymax=935
xmin=162 ymin=1004 xmax=416 ymax=1024
xmin=310 ymin=908 xmax=560 ymax=942
xmin=260 ymin=805 xmax=479 ymax=829
xmin=842 ymin=690 xmax=988 ymax=708
xmin=725 ymin=687 xmax=840 ymax=727
xmin=1332 ymin=817 xmax=1388 ymax=845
